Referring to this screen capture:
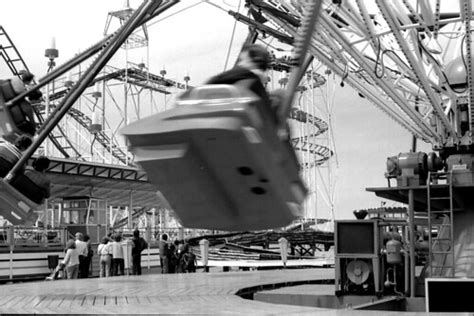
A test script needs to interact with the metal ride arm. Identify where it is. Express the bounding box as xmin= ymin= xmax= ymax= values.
xmin=3 ymin=0 xmax=179 ymax=182
xmin=245 ymin=1 xmax=474 ymax=148
xmin=230 ymin=2 xmax=421 ymax=140
xmin=228 ymin=1 xmax=321 ymax=133
xmin=269 ymin=11 xmax=435 ymax=143
xmin=375 ymin=0 xmax=456 ymax=144
xmin=460 ymin=0 xmax=474 ymax=133
xmin=228 ymin=11 xmax=294 ymax=45
xmin=278 ymin=1 xmax=322 ymax=128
